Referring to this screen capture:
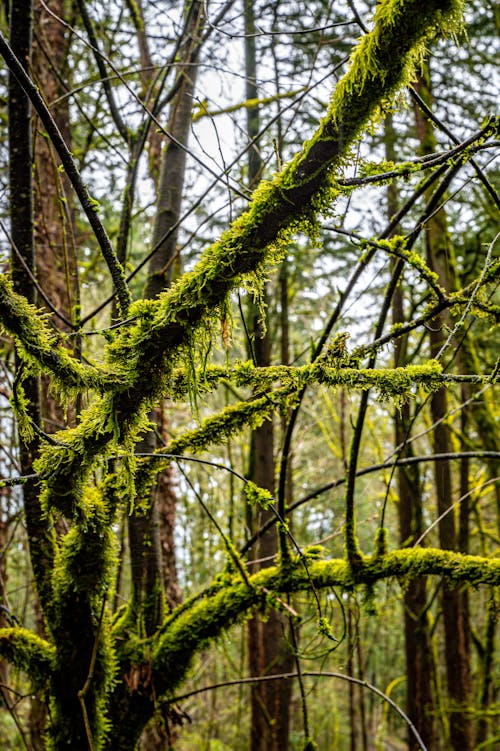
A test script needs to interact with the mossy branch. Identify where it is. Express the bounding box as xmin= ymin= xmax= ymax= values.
xmin=0 ymin=627 xmax=55 ymax=687
xmin=33 ymin=0 xmax=465 ymax=522
xmin=131 ymin=360 xmax=449 ymax=494
xmin=166 ymin=360 xmax=445 ymax=452
xmin=150 ymin=547 xmax=497 ymax=700
xmin=105 ymin=0 xmax=464 ymax=392
xmin=0 ymin=274 xmax=109 ymax=395
xmin=172 ymin=360 xmax=446 ymax=399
